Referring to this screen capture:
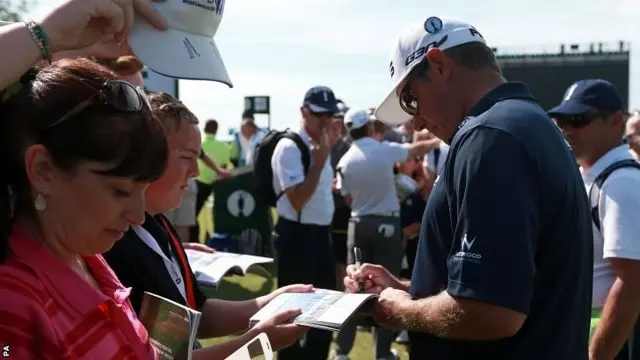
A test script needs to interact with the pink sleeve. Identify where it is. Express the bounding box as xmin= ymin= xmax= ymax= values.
xmin=0 ymin=266 xmax=61 ymax=360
